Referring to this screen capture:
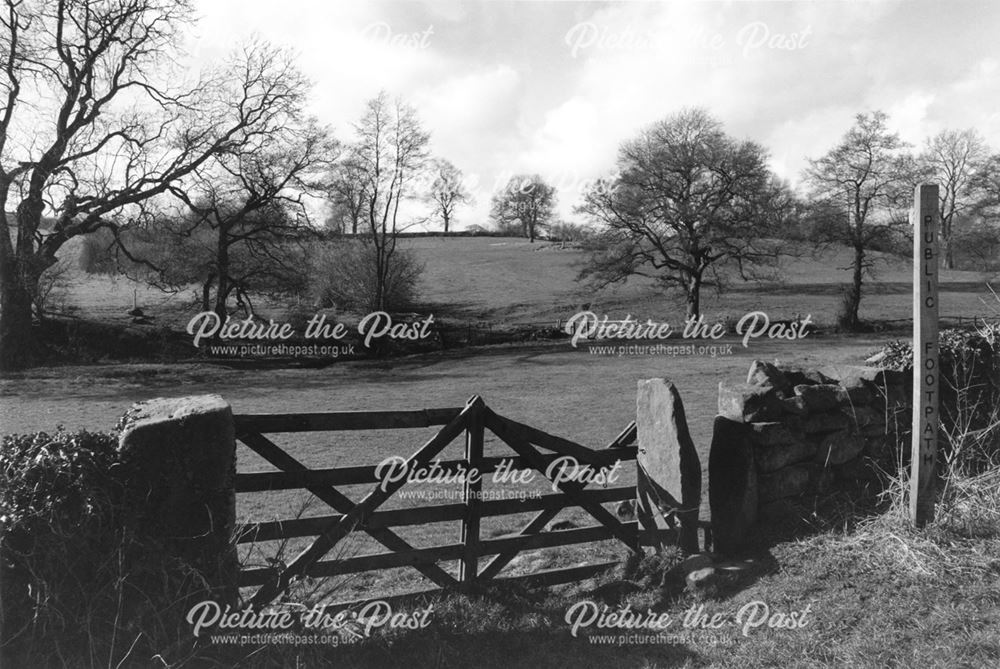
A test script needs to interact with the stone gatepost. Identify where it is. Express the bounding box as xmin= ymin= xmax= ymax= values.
xmin=636 ymin=379 xmax=702 ymax=553
xmin=708 ymin=416 xmax=757 ymax=555
xmin=118 ymin=395 xmax=238 ymax=605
